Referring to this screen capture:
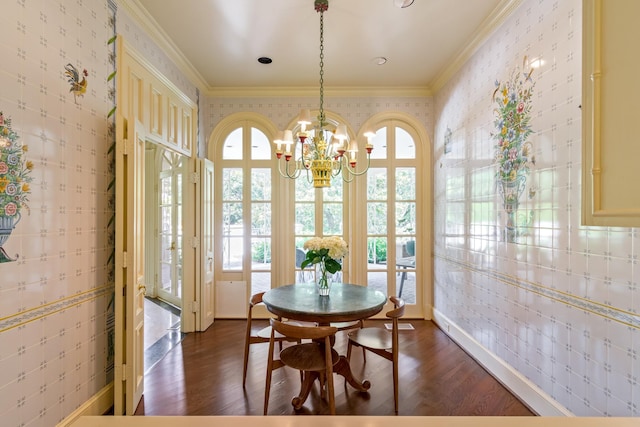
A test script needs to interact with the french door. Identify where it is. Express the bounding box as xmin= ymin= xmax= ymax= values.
xmin=157 ymin=151 xmax=184 ymax=307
